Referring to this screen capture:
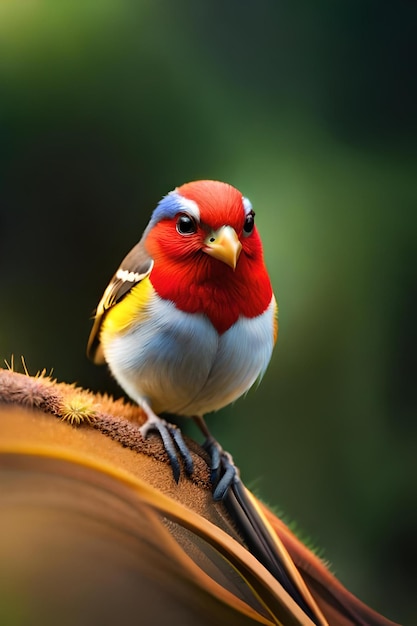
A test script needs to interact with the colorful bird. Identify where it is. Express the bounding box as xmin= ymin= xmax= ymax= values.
xmin=87 ymin=180 xmax=277 ymax=498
